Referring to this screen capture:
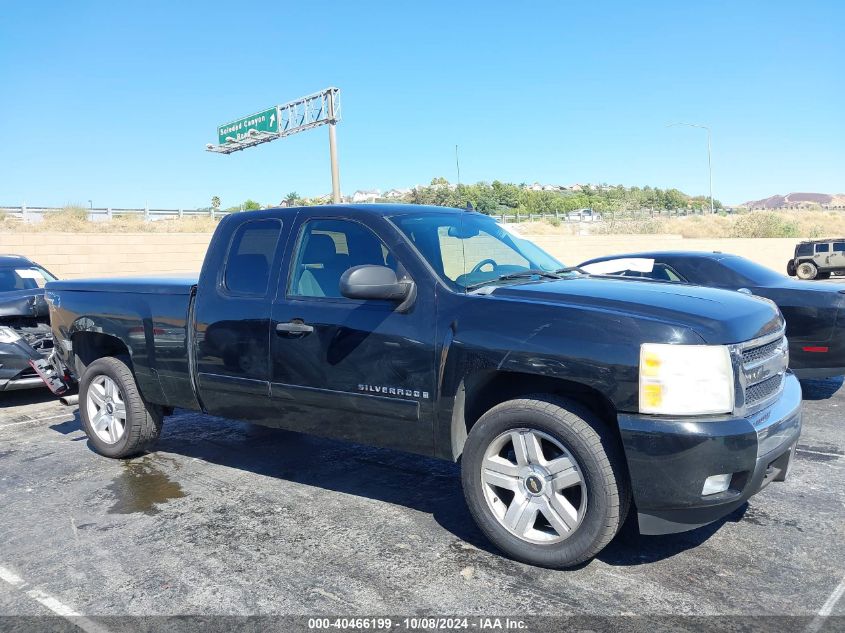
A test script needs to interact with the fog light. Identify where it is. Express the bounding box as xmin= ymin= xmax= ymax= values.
xmin=702 ymin=474 xmax=732 ymax=496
